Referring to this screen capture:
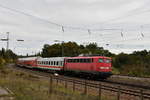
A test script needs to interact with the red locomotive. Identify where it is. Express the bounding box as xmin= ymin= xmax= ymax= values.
xmin=17 ymin=56 xmax=112 ymax=78
xmin=64 ymin=56 xmax=112 ymax=78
